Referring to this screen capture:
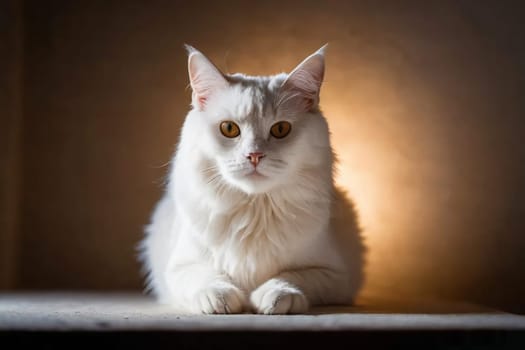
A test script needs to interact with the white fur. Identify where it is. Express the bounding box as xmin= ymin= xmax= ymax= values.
xmin=139 ymin=46 xmax=365 ymax=314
